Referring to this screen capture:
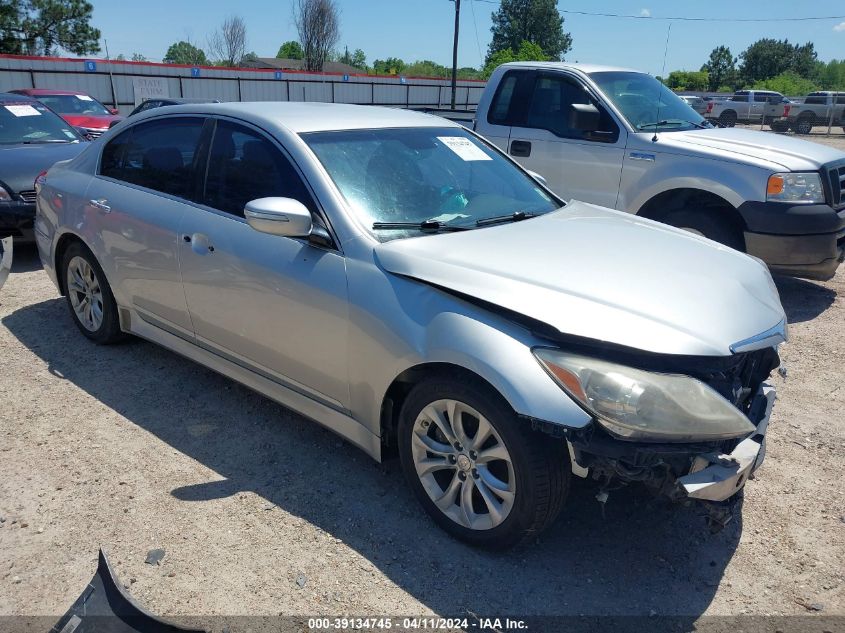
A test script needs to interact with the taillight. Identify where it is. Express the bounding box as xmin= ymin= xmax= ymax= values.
xmin=706 ymin=102 xmax=714 ymax=113
xmin=34 ymin=169 xmax=48 ymax=190
xmin=783 ymin=104 xmax=791 ymax=117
